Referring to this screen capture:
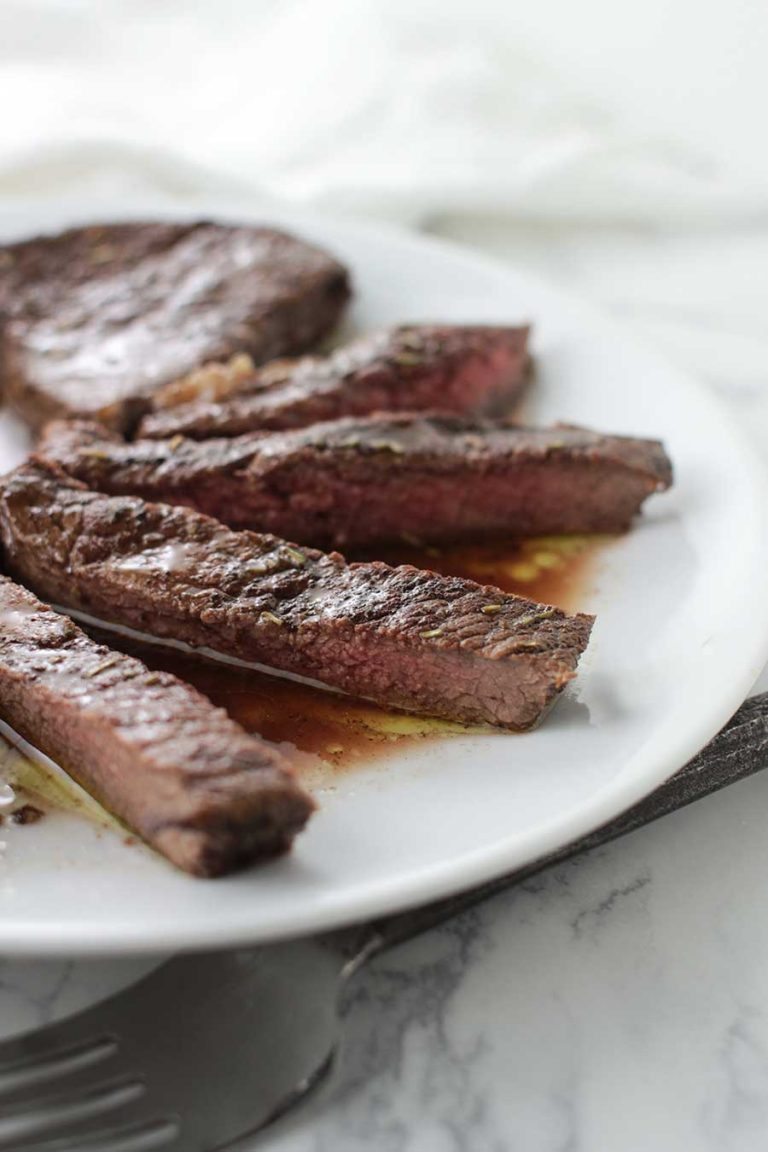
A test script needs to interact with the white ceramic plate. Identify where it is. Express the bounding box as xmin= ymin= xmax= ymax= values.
xmin=1 ymin=199 xmax=767 ymax=957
